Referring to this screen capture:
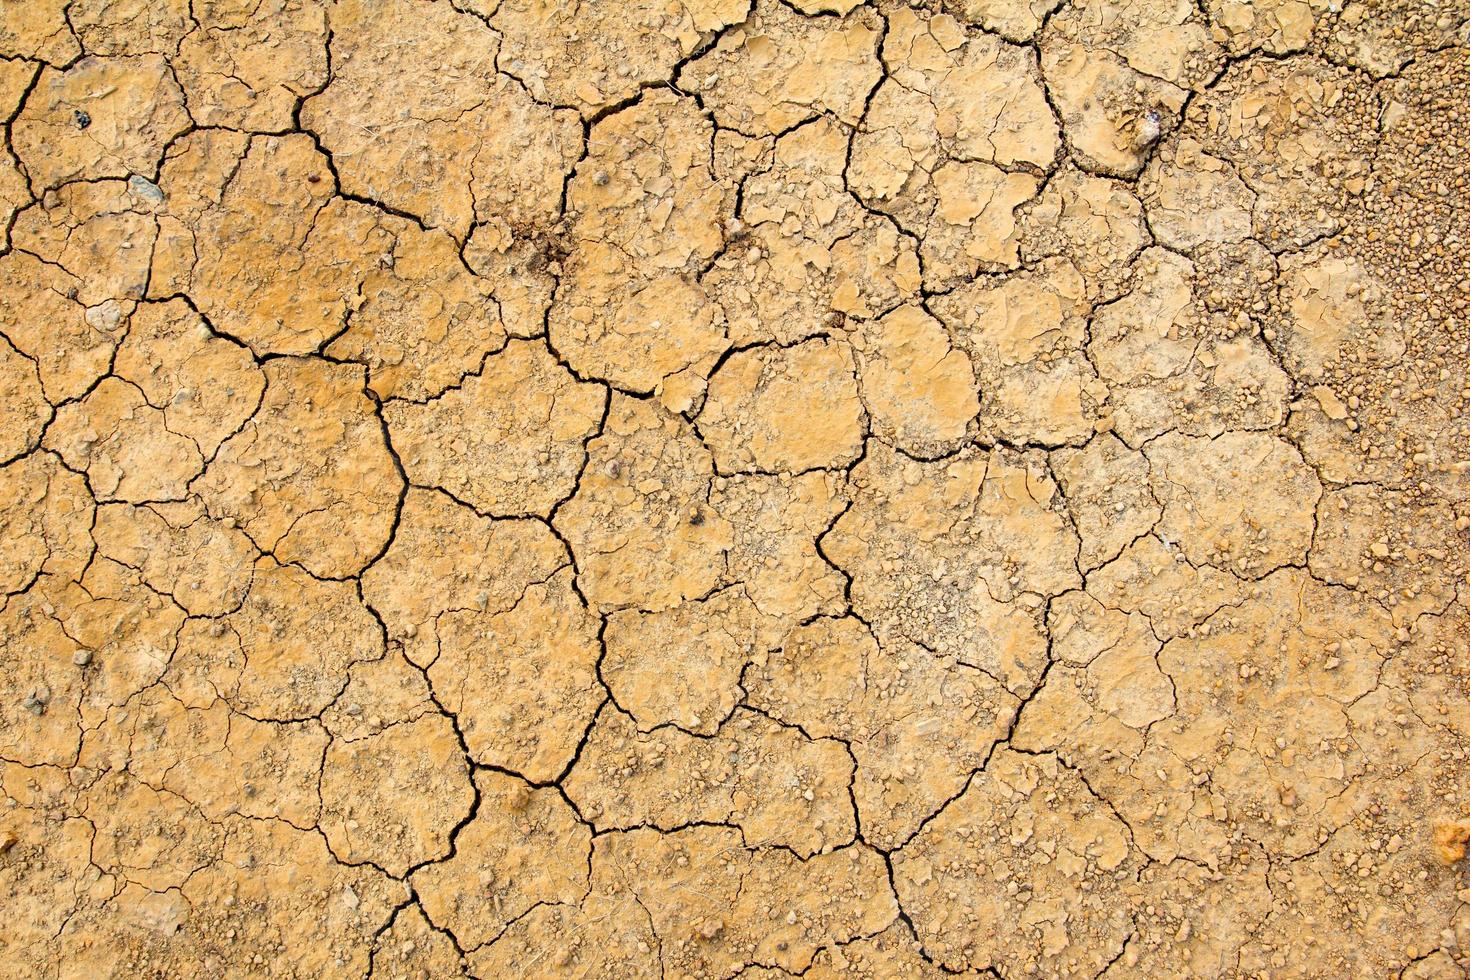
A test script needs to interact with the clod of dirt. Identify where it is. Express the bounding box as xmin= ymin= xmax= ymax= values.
xmin=1437 ymin=820 xmax=1470 ymax=865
